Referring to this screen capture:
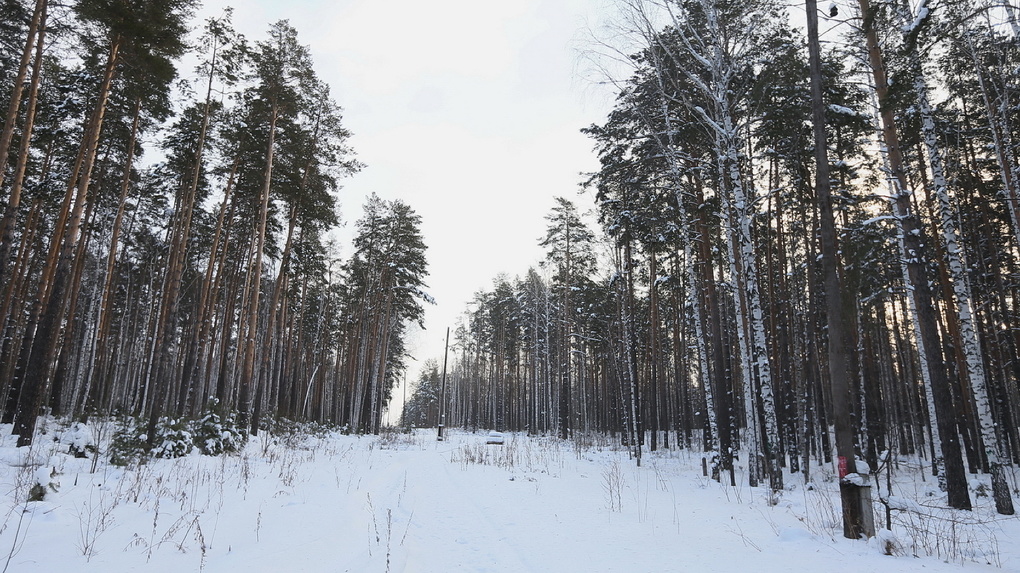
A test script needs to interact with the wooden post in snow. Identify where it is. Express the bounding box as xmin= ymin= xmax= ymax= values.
xmin=438 ymin=327 xmax=450 ymax=441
